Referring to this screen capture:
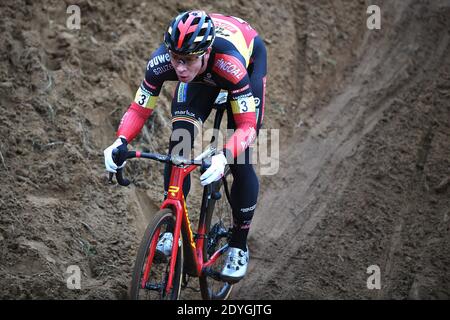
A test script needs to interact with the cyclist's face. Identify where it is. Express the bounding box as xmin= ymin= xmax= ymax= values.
xmin=169 ymin=51 xmax=206 ymax=83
